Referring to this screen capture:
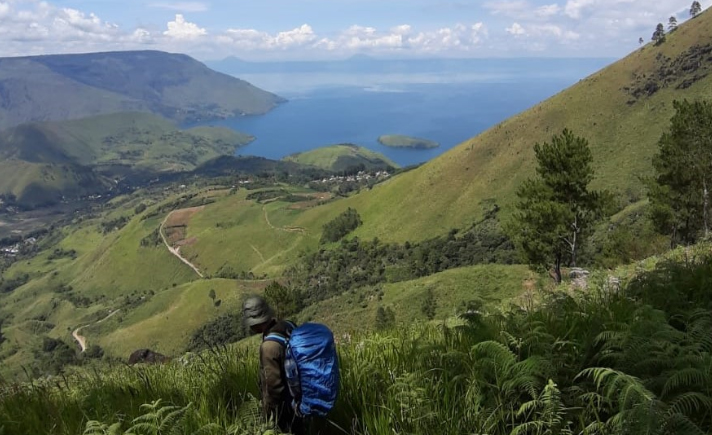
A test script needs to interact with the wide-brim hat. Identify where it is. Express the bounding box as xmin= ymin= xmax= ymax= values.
xmin=242 ymin=295 xmax=274 ymax=327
